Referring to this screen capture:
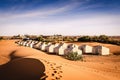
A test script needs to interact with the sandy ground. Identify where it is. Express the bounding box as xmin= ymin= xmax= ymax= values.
xmin=0 ymin=40 xmax=120 ymax=80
